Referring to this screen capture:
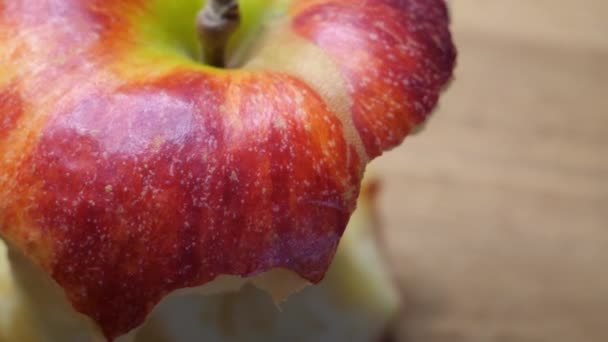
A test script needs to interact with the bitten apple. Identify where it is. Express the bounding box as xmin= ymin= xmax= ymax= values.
xmin=0 ymin=0 xmax=455 ymax=340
